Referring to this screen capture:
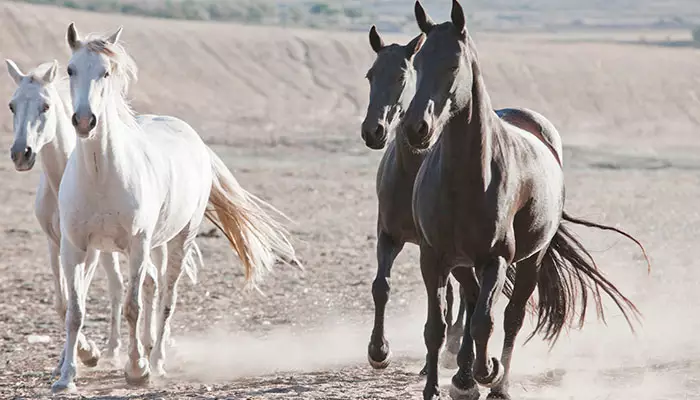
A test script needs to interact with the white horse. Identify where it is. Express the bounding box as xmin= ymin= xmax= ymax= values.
xmin=4 ymin=60 xmax=198 ymax=376
xmin=5 ymin=60 xmax=120 ymax=371
xmin=52 ymin=23 xmax=300 ymax=393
